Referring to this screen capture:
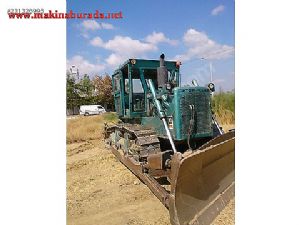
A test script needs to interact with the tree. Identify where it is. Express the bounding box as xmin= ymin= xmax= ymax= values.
xmin=93 ymin=74 xmax=114 ymax=110
xmin=77 ymin=74 xmax=96 ymax=105
xmin=66 ymin=72 xmax=114 ymax=112
xmin=66 ymin=73 xmax=81 ymax=113
xmin=92 ymin=75 xmax=103 ymax=104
